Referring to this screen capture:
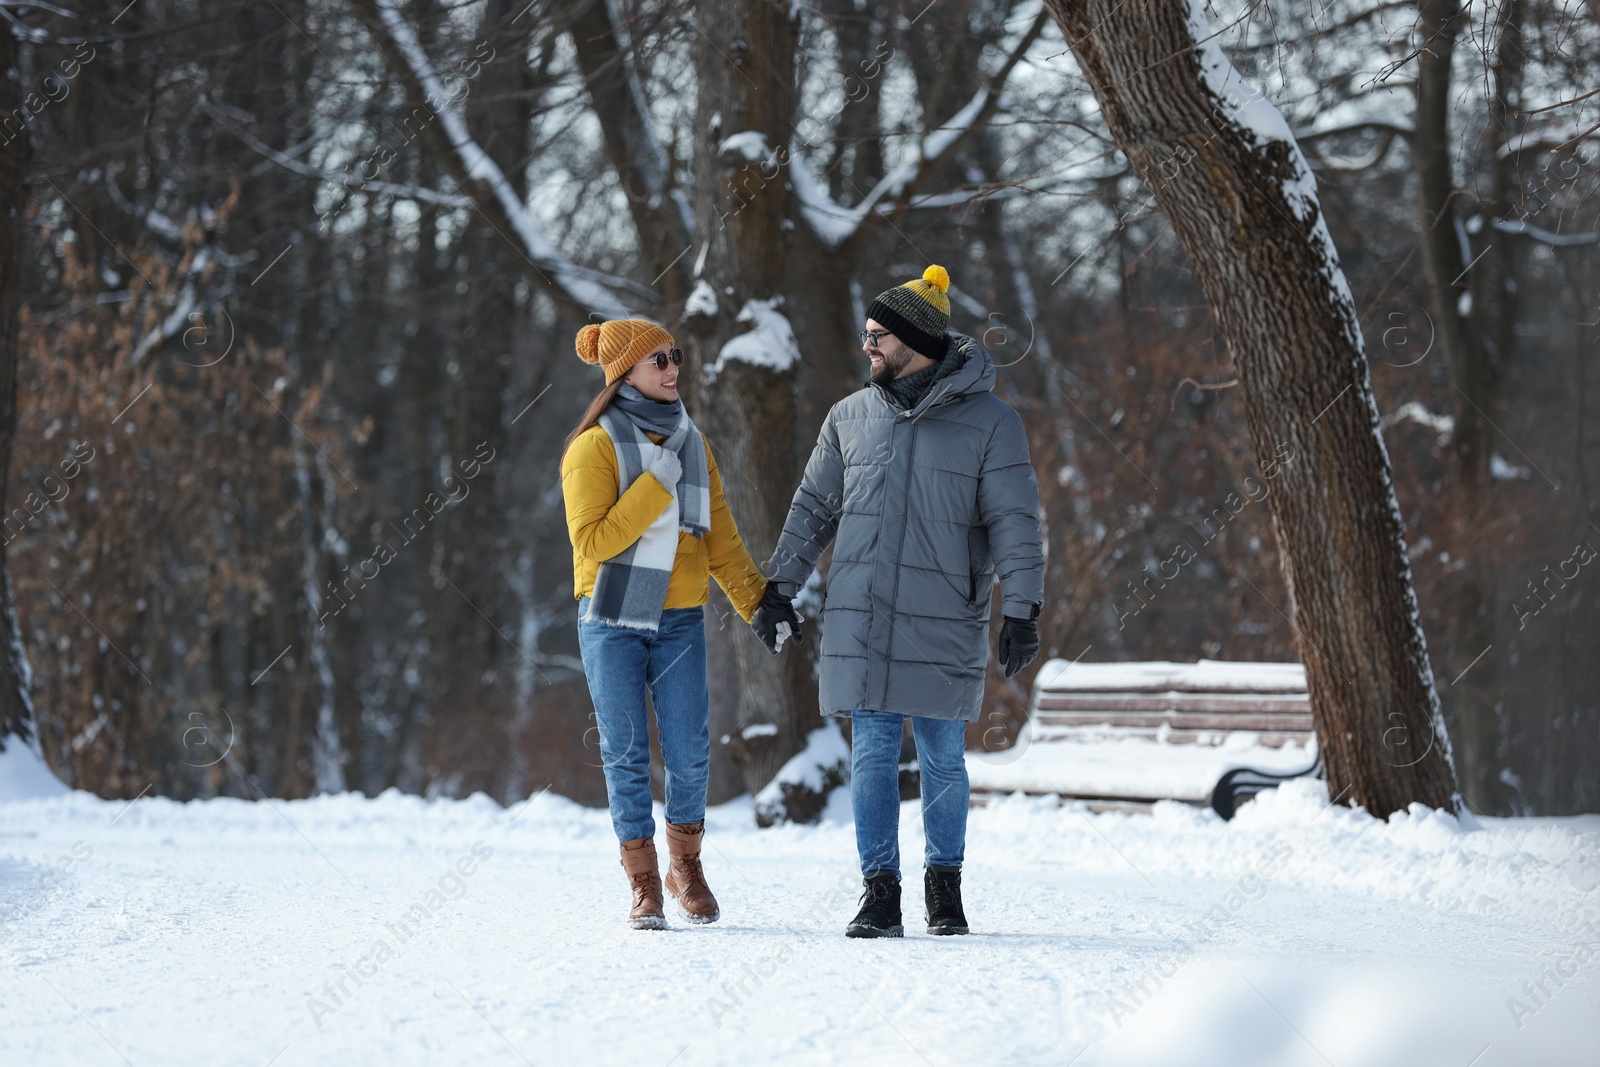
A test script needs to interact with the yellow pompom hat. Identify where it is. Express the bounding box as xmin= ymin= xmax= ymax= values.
xmin=866 ymin=265 xmax=952 ymax=359
xmin=575 ymin=319 xmax=675 ymax=385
